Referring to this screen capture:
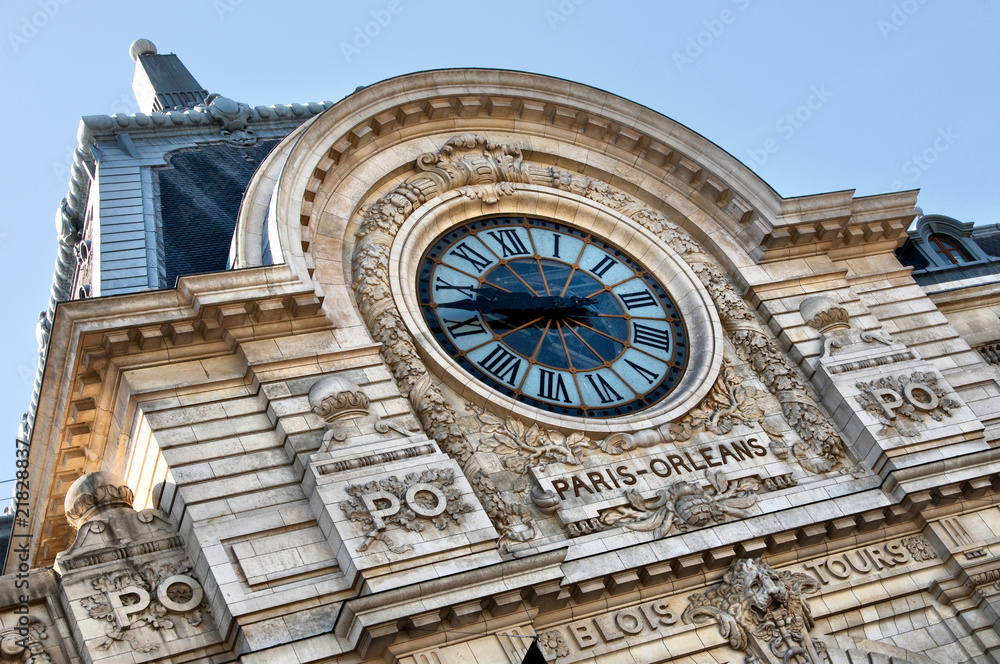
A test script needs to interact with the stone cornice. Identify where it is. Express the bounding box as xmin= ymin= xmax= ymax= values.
xmin=16 ymin=264 xmax=328 ymax=570
xmin=752 ymin=189 xmax=918 ymax=263
xmin=78 ymin=100 xmax=333 ymax=143
xmin=274 ymin=69 xmax=917 ymax=278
